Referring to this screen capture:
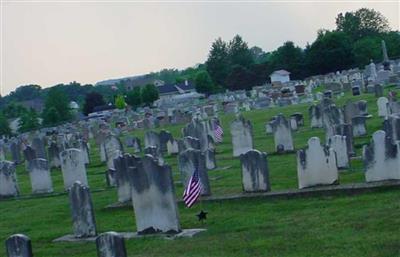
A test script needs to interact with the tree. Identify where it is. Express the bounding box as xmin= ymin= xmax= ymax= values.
xmin=18 ymin=109 xmax=40 ymax=133
xmin=269 ymin=41 xmax=306 ymax=79
xmin=126 ymin=87 xmax=142 ymax=108
xmin=42 ymin=87 xmax=72 ymax=126
xmin=352 ymin=36 xmax=381 ymax=67
xmin=336 ymin=8 xmax=390 ymax=40
xmin=250 ymin=46 xmax=269 ymax=64
xmin=0 ymin=113 xmax=11 ymax=137
xmin=206 ymin=38 xmax=230 ymax=87
xmin=195 ymin=71 xmax=215 ymax=95
xmin=2 ymin=103 xmax=27 ymax=119
xmin=225 ymin=65 xmax=255 ymax=91
xmin=115 ymin=95 xmax=126 ymax=109
xmin=83 ymin=92 xmax=105 ymax=116
xmin=141 ymin=84 xmax=159 ymax=106
xmin=228 ymin=35 xmax=254 ymax=68
xmin=305 ymin=31 xmax=354 ymax=75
